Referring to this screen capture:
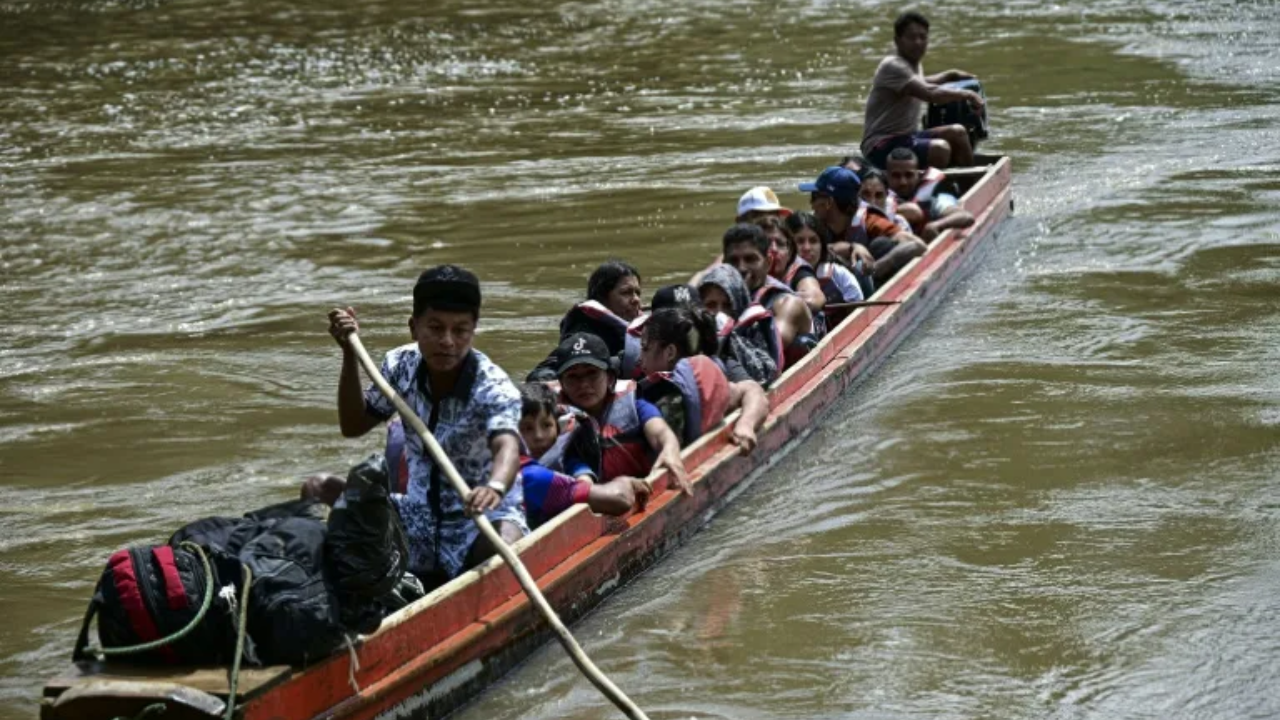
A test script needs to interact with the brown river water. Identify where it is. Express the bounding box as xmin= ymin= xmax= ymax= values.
xmin=3 ymin=0 xmax=1280 ymax=717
